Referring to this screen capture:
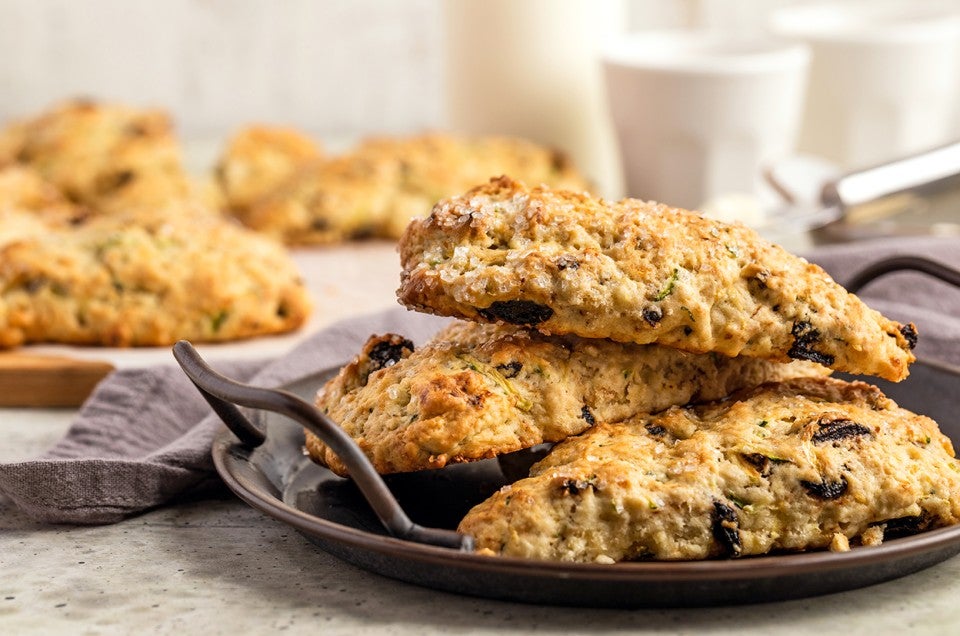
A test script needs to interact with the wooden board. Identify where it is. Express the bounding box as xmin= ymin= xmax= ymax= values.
xmin=0 ymin=353 xmax=114 ymax=407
